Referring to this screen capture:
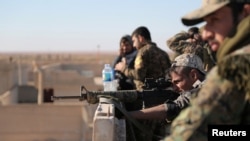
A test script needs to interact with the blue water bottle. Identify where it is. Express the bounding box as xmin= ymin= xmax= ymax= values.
xmin=102 ymin=64 xmax=113 ymax=91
